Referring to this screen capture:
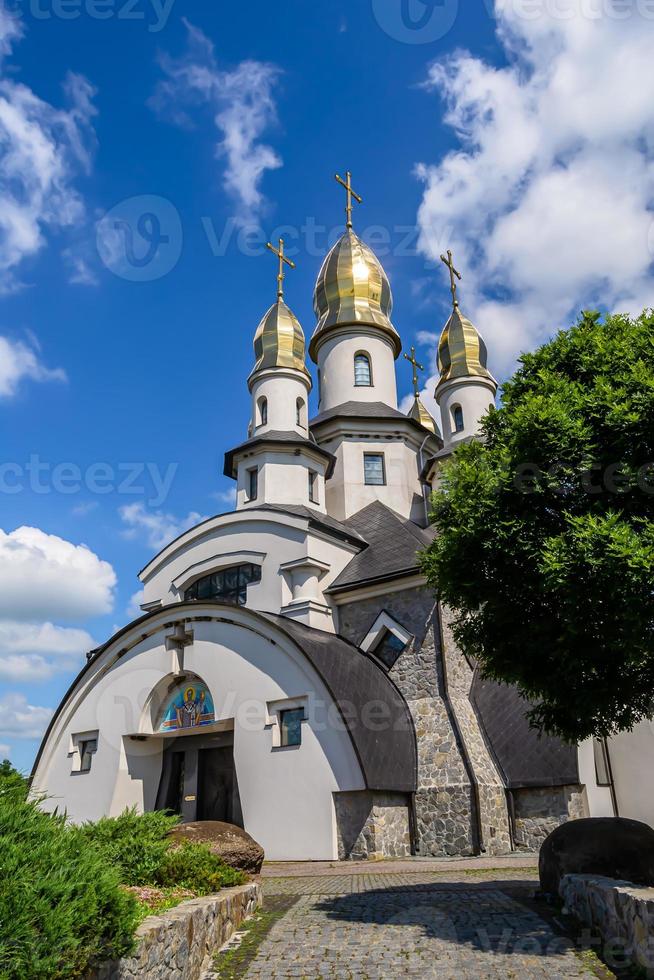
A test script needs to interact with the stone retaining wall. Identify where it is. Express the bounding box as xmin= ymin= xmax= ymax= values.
xmin=560 ymin=873 xmax=654 ymax=975
xmin=89 ymin=882 xmax=261 ymax=980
